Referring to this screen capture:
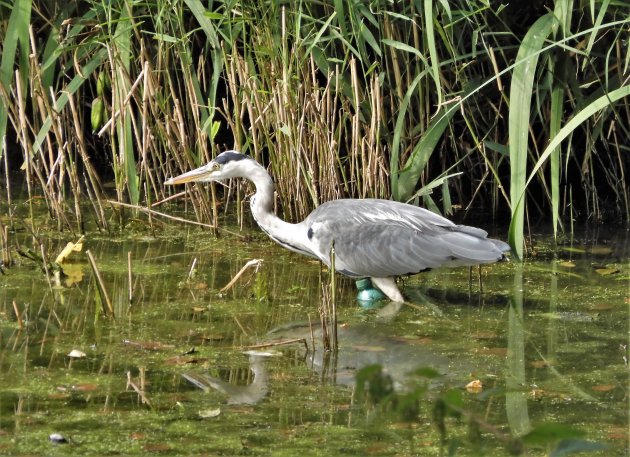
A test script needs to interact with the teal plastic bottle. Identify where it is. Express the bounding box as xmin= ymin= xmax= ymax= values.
xmin=356 ymin=278 xmax=386 ymax=306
